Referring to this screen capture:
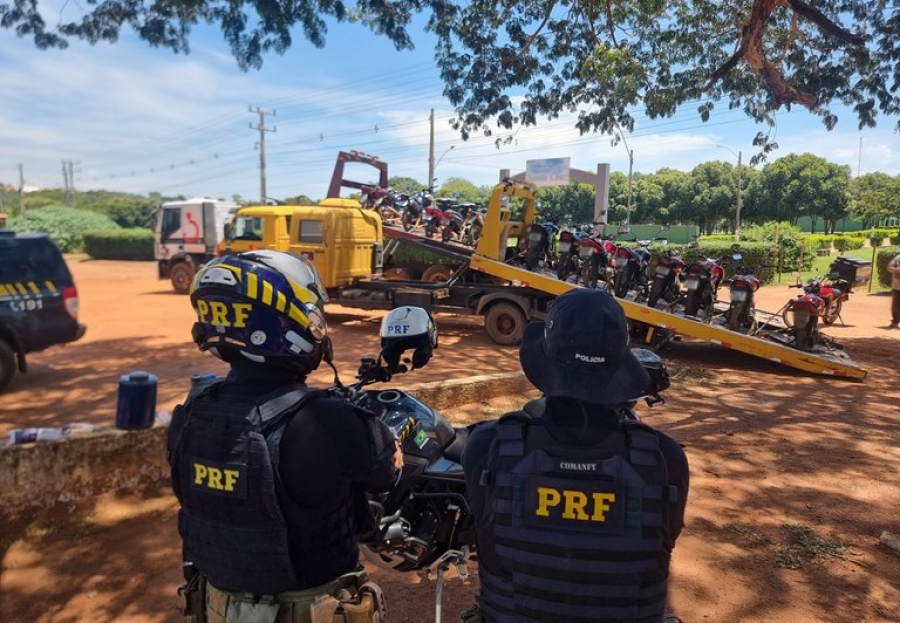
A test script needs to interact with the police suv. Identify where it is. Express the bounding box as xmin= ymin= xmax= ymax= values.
xmin=0 ymin=231 xmax=86 ymax=392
